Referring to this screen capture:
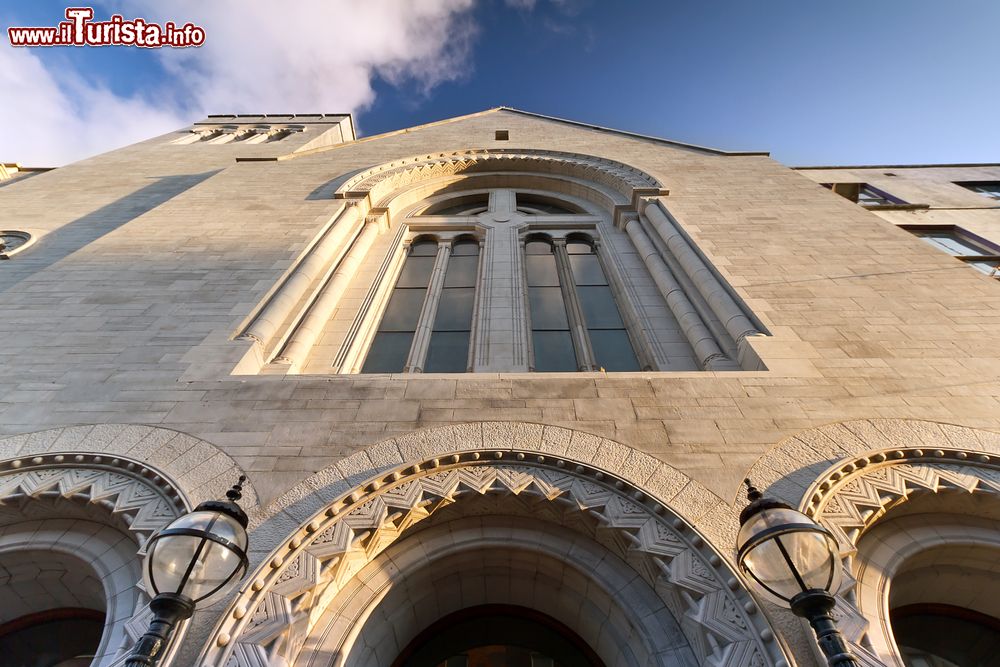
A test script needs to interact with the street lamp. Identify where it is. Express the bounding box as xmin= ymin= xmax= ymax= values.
xmin=736 ymin=479 xmax=860 ymax=667
xmin=126 ymin=476 xmax=250 ymax=667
